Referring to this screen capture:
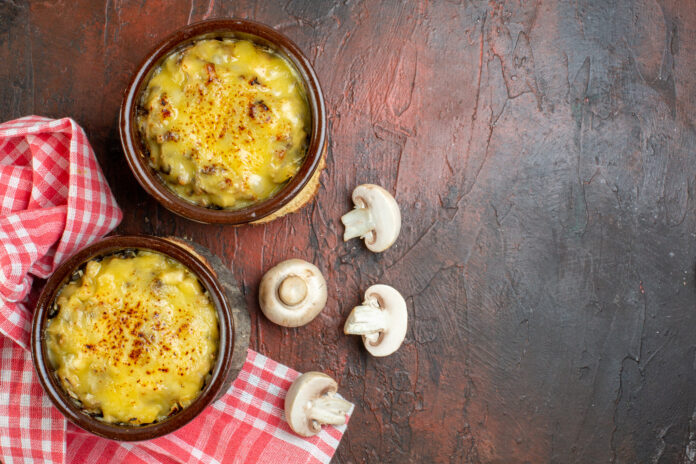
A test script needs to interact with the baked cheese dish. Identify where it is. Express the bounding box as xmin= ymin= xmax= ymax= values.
xmin=46 ymin=250 xmax=219 ymax=425
xmin=137 ymin=38 xmax=310 ymax=209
